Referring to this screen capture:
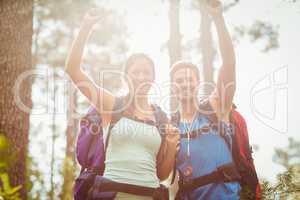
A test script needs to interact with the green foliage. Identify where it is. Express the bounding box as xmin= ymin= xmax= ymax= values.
xmin=187 ymin=0 xmax=280 ymax=63
xmin=235 ymin=21 xmax=279 ymax=52
xmin=0 ymin=135 xmax=17 ymax=169
xmin=26 ymin=155 xmax=44 ymax=200
xmin=59 ymin=157 xmax=77 ymax=200
xmin=273 ymin=138 xmax=300 ymax=169
xmin=0 ymin=135 xmax=9 ymax=168
xmin=0 ymin=134 xmax=22 ymax=200
xmin=260 ymin=166 xmax=300 ymax=199
xmin=259 ymin=138 xmax=300 ymax=199
xmin=0 ymin=173 xmax=22 ymax=200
